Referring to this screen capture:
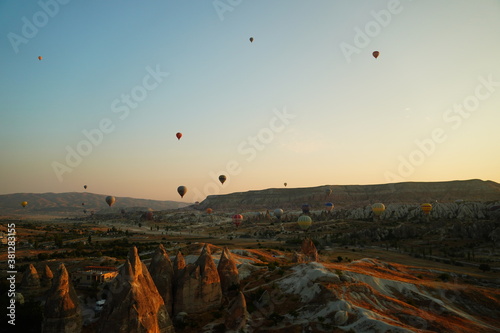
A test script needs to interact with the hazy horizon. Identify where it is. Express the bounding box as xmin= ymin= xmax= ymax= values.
xmin=1 ymin=1 xmax=499 ymax=202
